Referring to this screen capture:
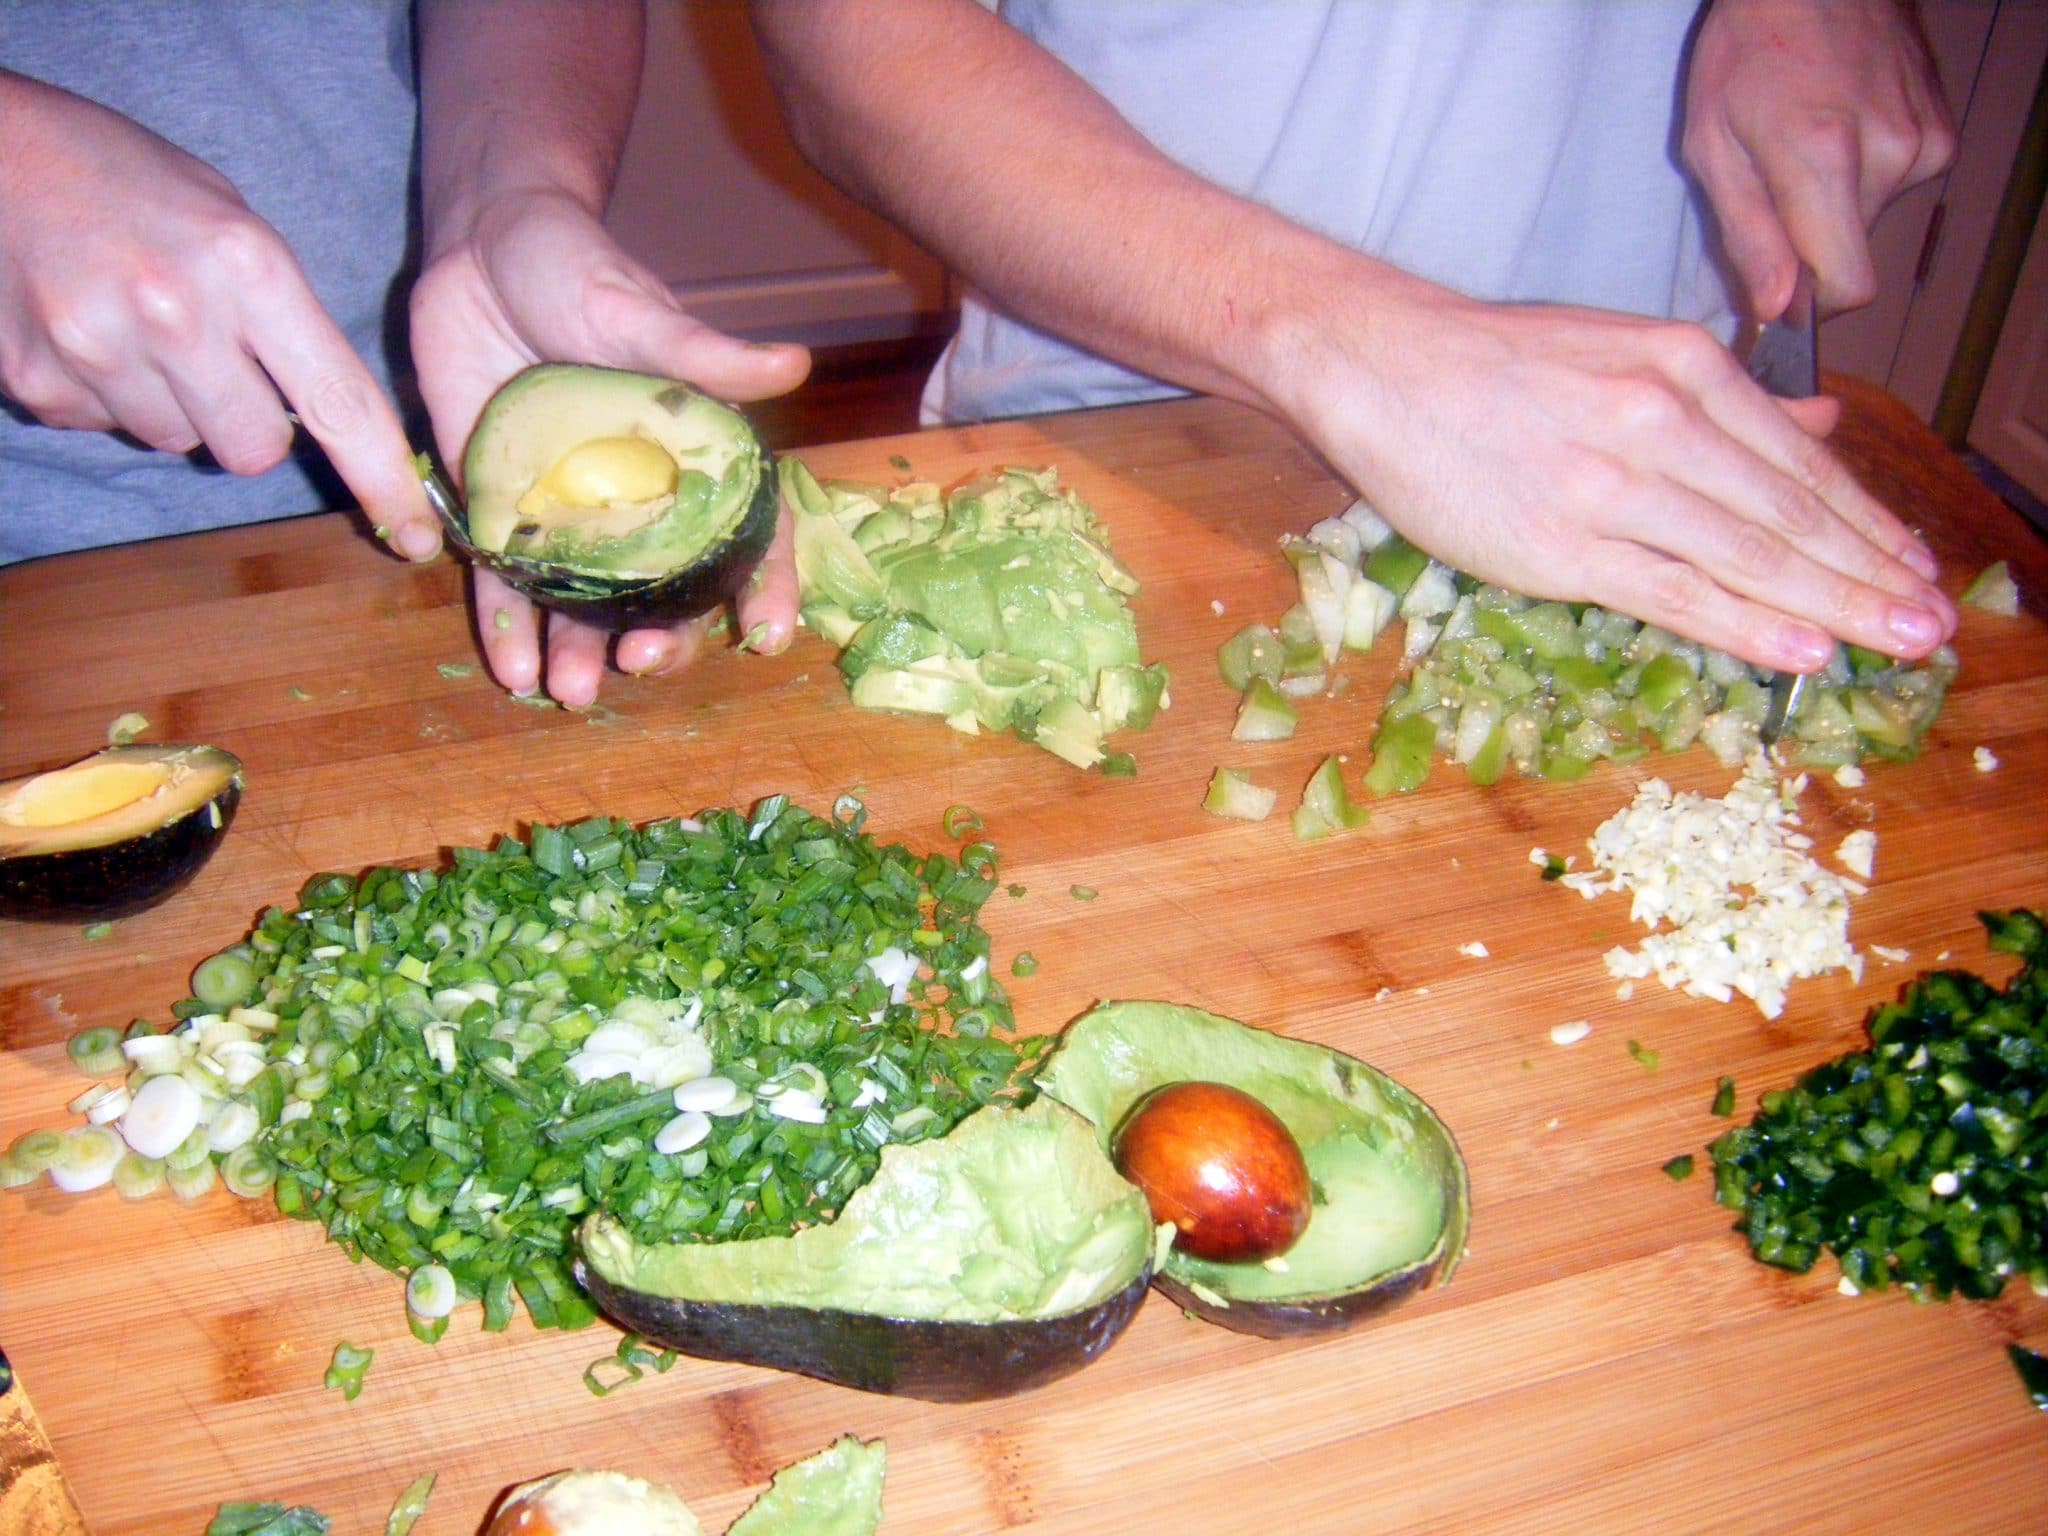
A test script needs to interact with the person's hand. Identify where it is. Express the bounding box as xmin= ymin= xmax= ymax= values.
xmin=0 ymin=72 xmax=440 ymax=559
xmin=409 ymin=189 xmax=809 ymax=707
xmin=1683 ymin=0 xmax=1955 ymax=320
xmin=1276 ymin=277 xmax=1955 ymax=673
